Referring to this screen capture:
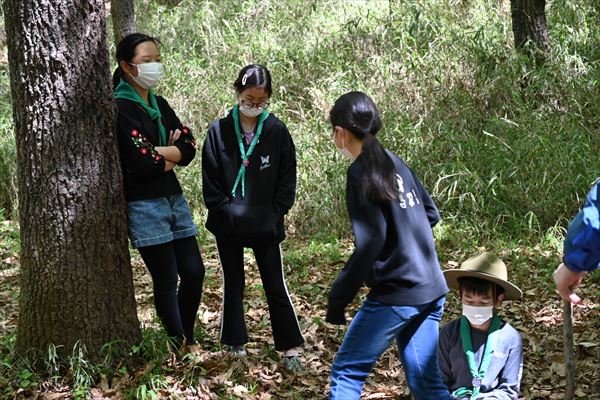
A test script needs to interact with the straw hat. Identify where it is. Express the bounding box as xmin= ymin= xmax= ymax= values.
xmin=444 ymin=252 xmax=522 ymax=300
